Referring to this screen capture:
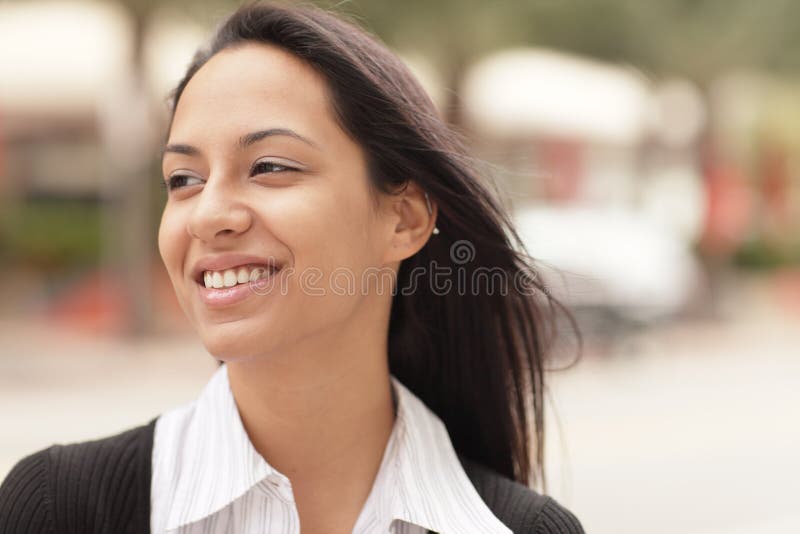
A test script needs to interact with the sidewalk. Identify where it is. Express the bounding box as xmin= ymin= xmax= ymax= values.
xmin=0 ymin=321 xmax=218 ymax=477
xmin=544 ymin=273 xmax=800 ymax=534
